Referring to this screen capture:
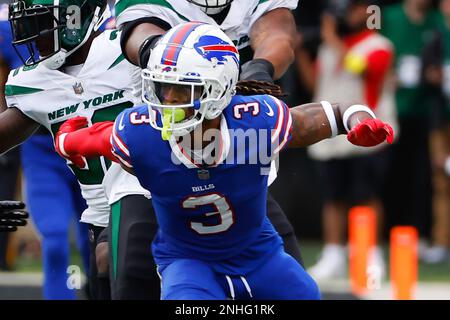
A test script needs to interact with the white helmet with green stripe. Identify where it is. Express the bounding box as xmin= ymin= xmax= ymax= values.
xmin=8 ymin=0 xmax=111 ymax=69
